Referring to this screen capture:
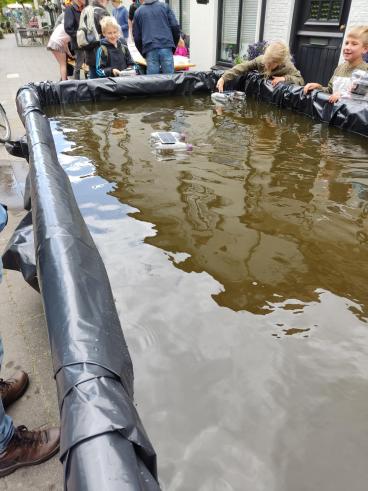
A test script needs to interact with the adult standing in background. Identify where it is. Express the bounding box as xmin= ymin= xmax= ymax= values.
xmin=128 ymin=0 xmax=142 ymax=38
xmin=133 ymin=0 xmax=180 ymax=75
xmin=47 ymin=12 xmax=73 ymax=81
xmin=112 ymin=0 xmax=129 ymax=39
xmin=64 ymin=0 xmax=86 ymax=79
